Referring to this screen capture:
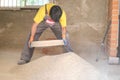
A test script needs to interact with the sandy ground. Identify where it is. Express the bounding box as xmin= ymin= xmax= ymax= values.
xmin=0 ymin=49 xmax=103 ymax=80
xmin=0 ymin=48 xmax=120 ymax=80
